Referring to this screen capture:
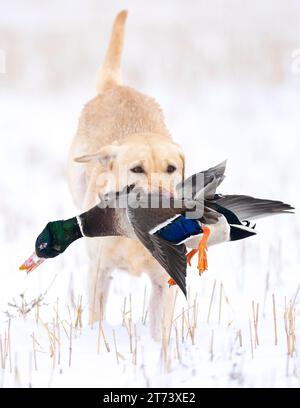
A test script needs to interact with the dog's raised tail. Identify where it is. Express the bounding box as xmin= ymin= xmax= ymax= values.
xmin=96 ymin=10 xmax=128 ymax=93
